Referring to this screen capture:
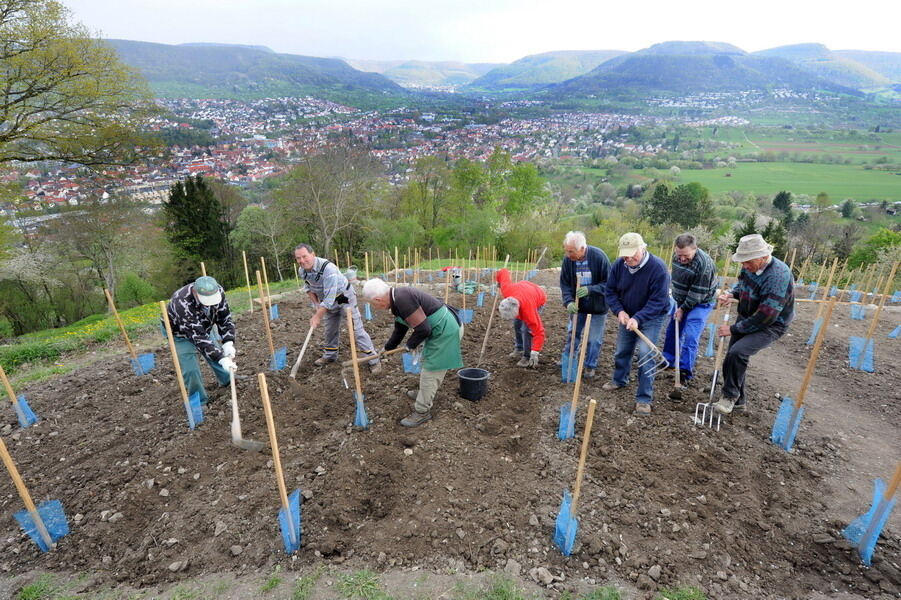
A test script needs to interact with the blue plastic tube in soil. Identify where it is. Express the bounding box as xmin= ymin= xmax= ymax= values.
xmin=843 ymin=463 xmax=900 ymax=566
